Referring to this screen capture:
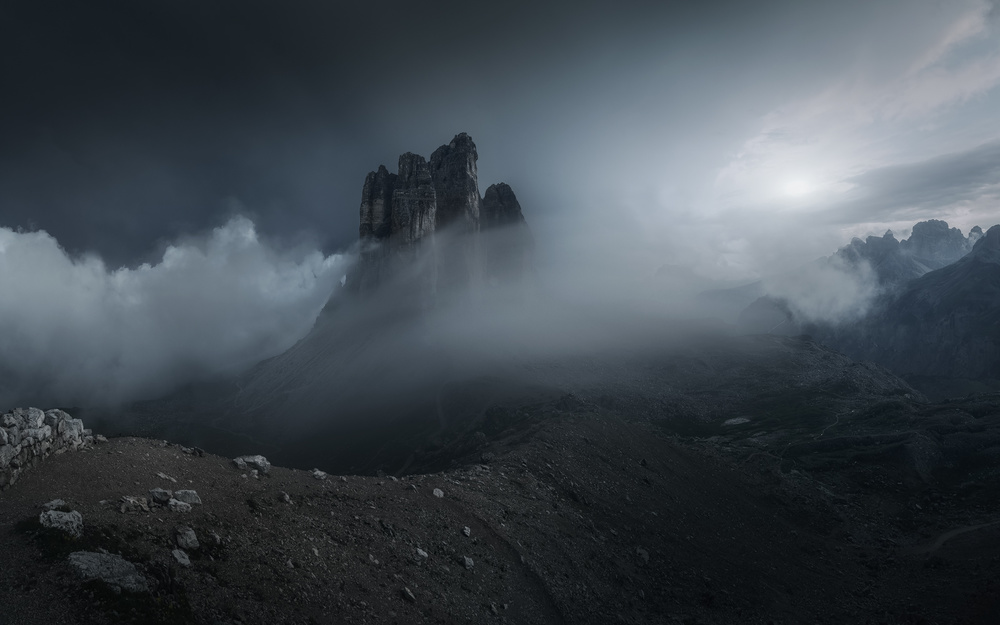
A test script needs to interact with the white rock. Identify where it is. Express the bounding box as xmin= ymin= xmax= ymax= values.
xmin=462 ymin=556 xmax=474 ymax=570
xmin=311 ymin=468 xmax=328 ymax=480
xmin=172 ymin=549 xmax=190 ymax=566
xmin=433 ymin=488 xmax=444 ymax=498
xmin=416 ymin=548 xmax=428 ymax=559
xmin=39 ymin=509 xmax=83 ymax=538
xmin=462 ymin=526 xmax=471 ymax=537
xmin=42 ymin=499 xmax=67 ymax=510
